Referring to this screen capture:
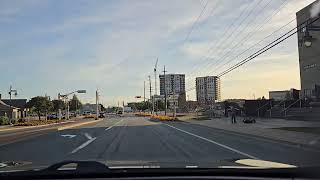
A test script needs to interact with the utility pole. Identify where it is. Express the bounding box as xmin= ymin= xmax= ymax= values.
xmin=144 ymin=81 xmax=146 ymax=102
xmin=163 ymin=66 xmax=167 ymax=115
xmin=154 ymin=58 xmax=158 ymax=114
xmin=58 ymin=93 xmax=62 ymax=120
xmin=66 ymin=97 xmax=70 ymax=120
xmin=148 ymin=76 xmax=154 ymax=114
xmin=95 ymin=90 xmax=99 ymax=120
xmin=173 ymin=89 xmax=176 ymax=118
